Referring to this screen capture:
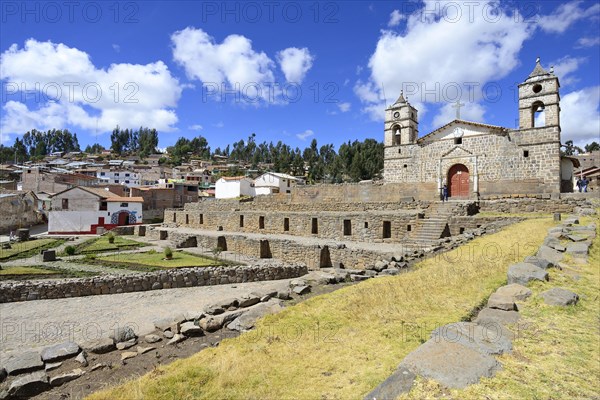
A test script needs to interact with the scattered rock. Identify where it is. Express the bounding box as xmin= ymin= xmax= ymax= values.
xmin=475 ymin=308 xmax=520 ymax=326
xmin=363 ymin=367 xmax=415 ymax=400
xmin=136 ymin=346 xmax=156 ymax=355
xmin=153 ymin=317 xmax=175 ymax=332
xmin=379 ymin=267 xmax=400 ymax=276
xmin=277 ymin=290 xmax=292 ymax=300
xmin=184 ymin=310 xmax=204 ymax=321
xmin=8 ymin=370 xmax=49 ymax=397
xmin=351 ymin=274 xmax=369 ymax=282
xmin=373 ymin=261 xmax=388 ymax=272
xmin=219 ymin=297 xmax=239 ymax=309
xmin=41 ymin=341 xmax=80 ymax=362
xmin=399 ymin=339 xmax=501 ymax=389
xmin=120 ymin=352 xmax=138 ymax=361
xmin=227 ymin=300 xmax=284 ymax=331
xmin=539 ymin=288 xmax=579 ymax=306
xmin=536 ymin=245 xmax=564 ymax=264
xmin=289 ymin=279 xmax=307 ymax=287
xmin=180 ymin=321 xmax=203 ymax=336
xmin=292 ymin=285 xmax=311 ymax=295
xmin=260 ymin=294 xmax=272 ymax=302
xmin=199 ymin=310 xmax=244 ymax=332
xmin=4 ymin=352 xmax=44 ymax=375
xmin=90 ymin=363 xmax=106 ymax=372
xmin=487 ymin=293 xmax=517 ymax=311
xmin=81 ymin=337 xmax=115 ymax=354
xmin=49 ymin=368 xmax=84 ymax=386
xmin=565 ymin=234 xmax=586 ymax=242
xmin=75 ymin=351 xmax=88 ymax=367
xmin=494 ymin=284 xmax=532 ymax=301
xmin=238 ymin=294 xmax=260 ymax=308
xmin=163 ymin=330 xmax=175 ymax=339
xmin=0 ymin=367 xmax=6 ymax=383
xmin=109 ymin=326 xmax=137 ymax=344
xmin=116 ymin=338 xmax=137 ymax=350
xmin=204 ymin=304 xmax=225 ymax=315
xmin=431 ymin=322 xmax=513 ymax=355
xmin=507 ymin=263 xmax=548 ymax=285
xmin=167 ymin=334 xmax=185 ymax=345
xmin=144 ymin=334 xmax=162 ymax=344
